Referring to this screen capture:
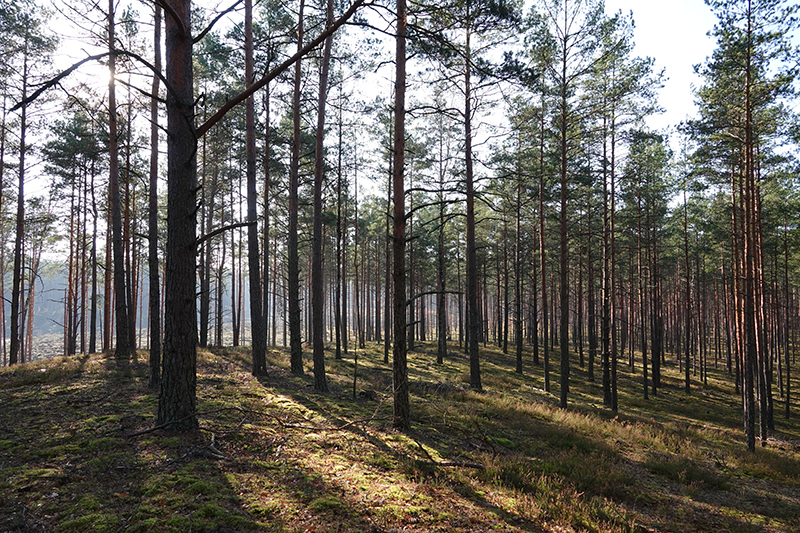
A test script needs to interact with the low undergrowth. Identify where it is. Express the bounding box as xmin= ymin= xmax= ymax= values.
xmin=0 ymin=342 xmax=798 ymax=532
